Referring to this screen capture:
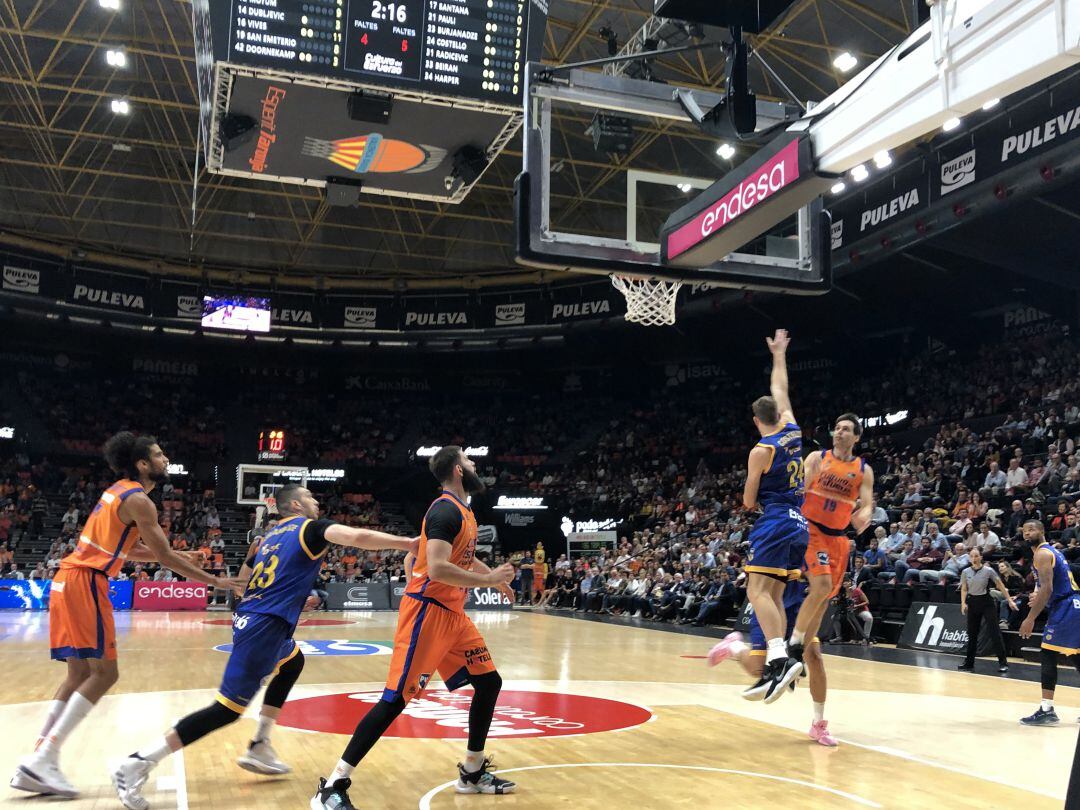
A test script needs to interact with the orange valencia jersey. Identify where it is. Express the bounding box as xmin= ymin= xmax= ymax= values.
xmin=62 ymin=479 xmax=145 ymax=577
xmin=802 ymin=450 xmax=866 ymax=531
xmin=406 ymin=492 xmax=478 ymax=613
